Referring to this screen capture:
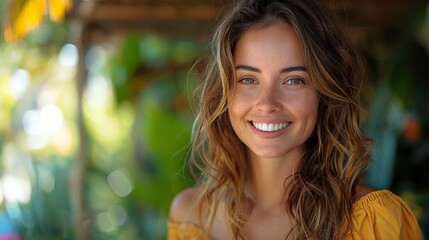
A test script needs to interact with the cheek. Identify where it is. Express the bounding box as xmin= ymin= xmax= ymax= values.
xmin=293 ymin=93 xmax=319 ymax=127
xmin=227 ymin=94 xmax=240 ymax=125
xmin=227 ymin=91 xmax=249 ymax=116
xmin=305 ymin=96 xmax=320 ymax=130
xmin=227 ymin=91 xmax=252 ymax=136
xmin=306 ymin=97 xmax=319 ymax=118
